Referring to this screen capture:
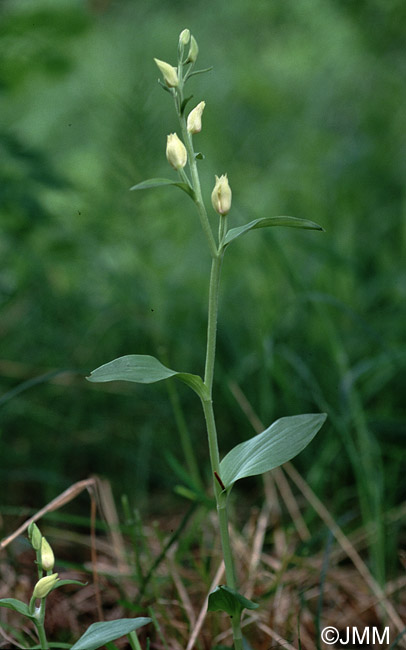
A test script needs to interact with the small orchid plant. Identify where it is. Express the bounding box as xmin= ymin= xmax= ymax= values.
xmin=87 ymin=29 xmax=327 ymax=649
xmin=0 ymin=523 xmax=151 ymax=649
